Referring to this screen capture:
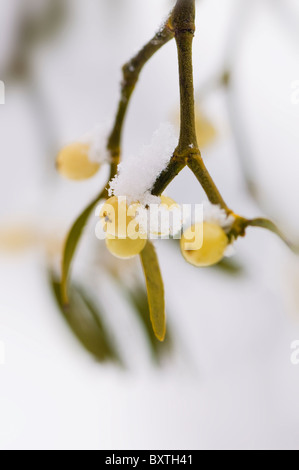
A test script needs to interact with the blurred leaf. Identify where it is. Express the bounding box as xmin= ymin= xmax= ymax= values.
xmin=125 ymin=284 xmax=173 ymax=362
xmin=6 ymin=1 xmax=68 ymax=81
xmin=140 ymin=242 xmax=166 ymax=342
xmin=195 ymin=110 xmax=217 ymax=148
xmin=51 ymin=275 xmax=120 ymax=364
xmin=246 ymin=218 xmax=299 ymax=253
xmin=61 ymin=191 xmax=105 ymax=305
xmin=22 ymin=0 xmax=67 ymax=46
xmin=212 ymin=257 xmax=244 ymax=276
